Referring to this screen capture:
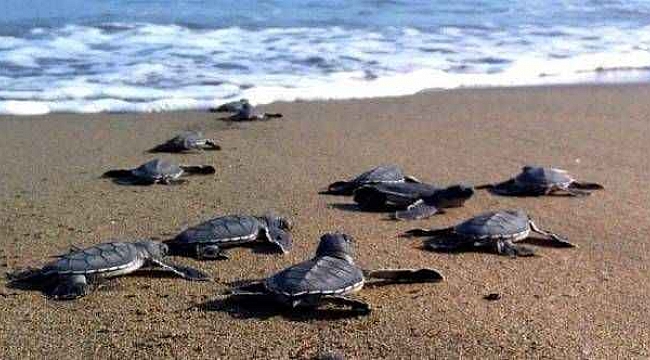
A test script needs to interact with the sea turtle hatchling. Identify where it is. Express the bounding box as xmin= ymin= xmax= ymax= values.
xmin=477 ymin=166 xmax=604 ymax=196
xmin=165 ymin=214 xmax=293 ymax=260
xmin=403 ymin=209 xmax=575 ymax=256
xmin=209 ymin=98 xmax=249 ymax=113
xmin=6 ymin=240 xmax=210 ymax=300
xmin=353 ymin=182 xmax=474 ymax=220
xmin=102 ymin=158 xmax=215 ymax=185
xmin=323 ymin=165 xmax=421 ymax=195
xmin=223 ymin=102 xmax=283 ymax=121
xmin=229 ymin=233 xmax=444 ymax=314
xmin=148 ymin=131 xmax=221 ymax=153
